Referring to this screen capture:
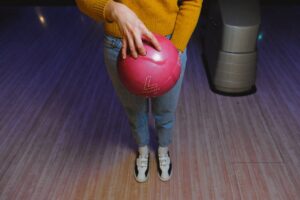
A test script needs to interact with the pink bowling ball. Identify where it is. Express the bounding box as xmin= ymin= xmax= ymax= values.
xmin=117 ymin=33 xmax=181 ymax=97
